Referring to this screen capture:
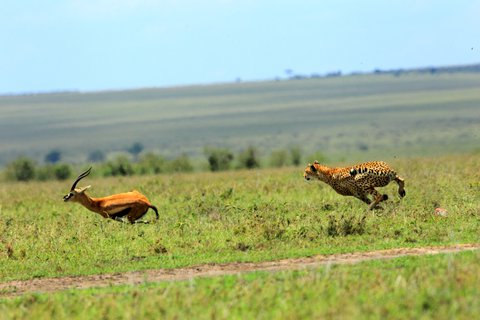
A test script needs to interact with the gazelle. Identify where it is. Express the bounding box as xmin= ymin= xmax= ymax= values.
xmin=63 ymin=167 xmax=159 ymax=224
